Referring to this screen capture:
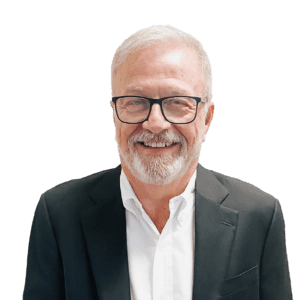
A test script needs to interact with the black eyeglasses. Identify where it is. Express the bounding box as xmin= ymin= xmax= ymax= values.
xmin=112 ymin=96 xmax=203 ymax=124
